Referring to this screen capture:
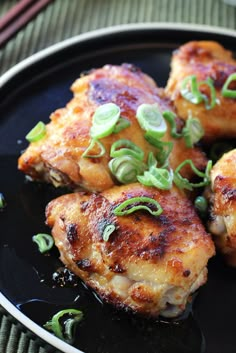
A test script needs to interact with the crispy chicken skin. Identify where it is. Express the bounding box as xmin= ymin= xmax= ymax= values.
xmin=46 ymin=183 xmax=215 ymax=317
xmin=18 ymin=64 xmax=206 ymax=192
xmin=208 ymin=149 xmax=236 ymax=266
xmin=166 ymin=41 xmax=236 ymax=141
